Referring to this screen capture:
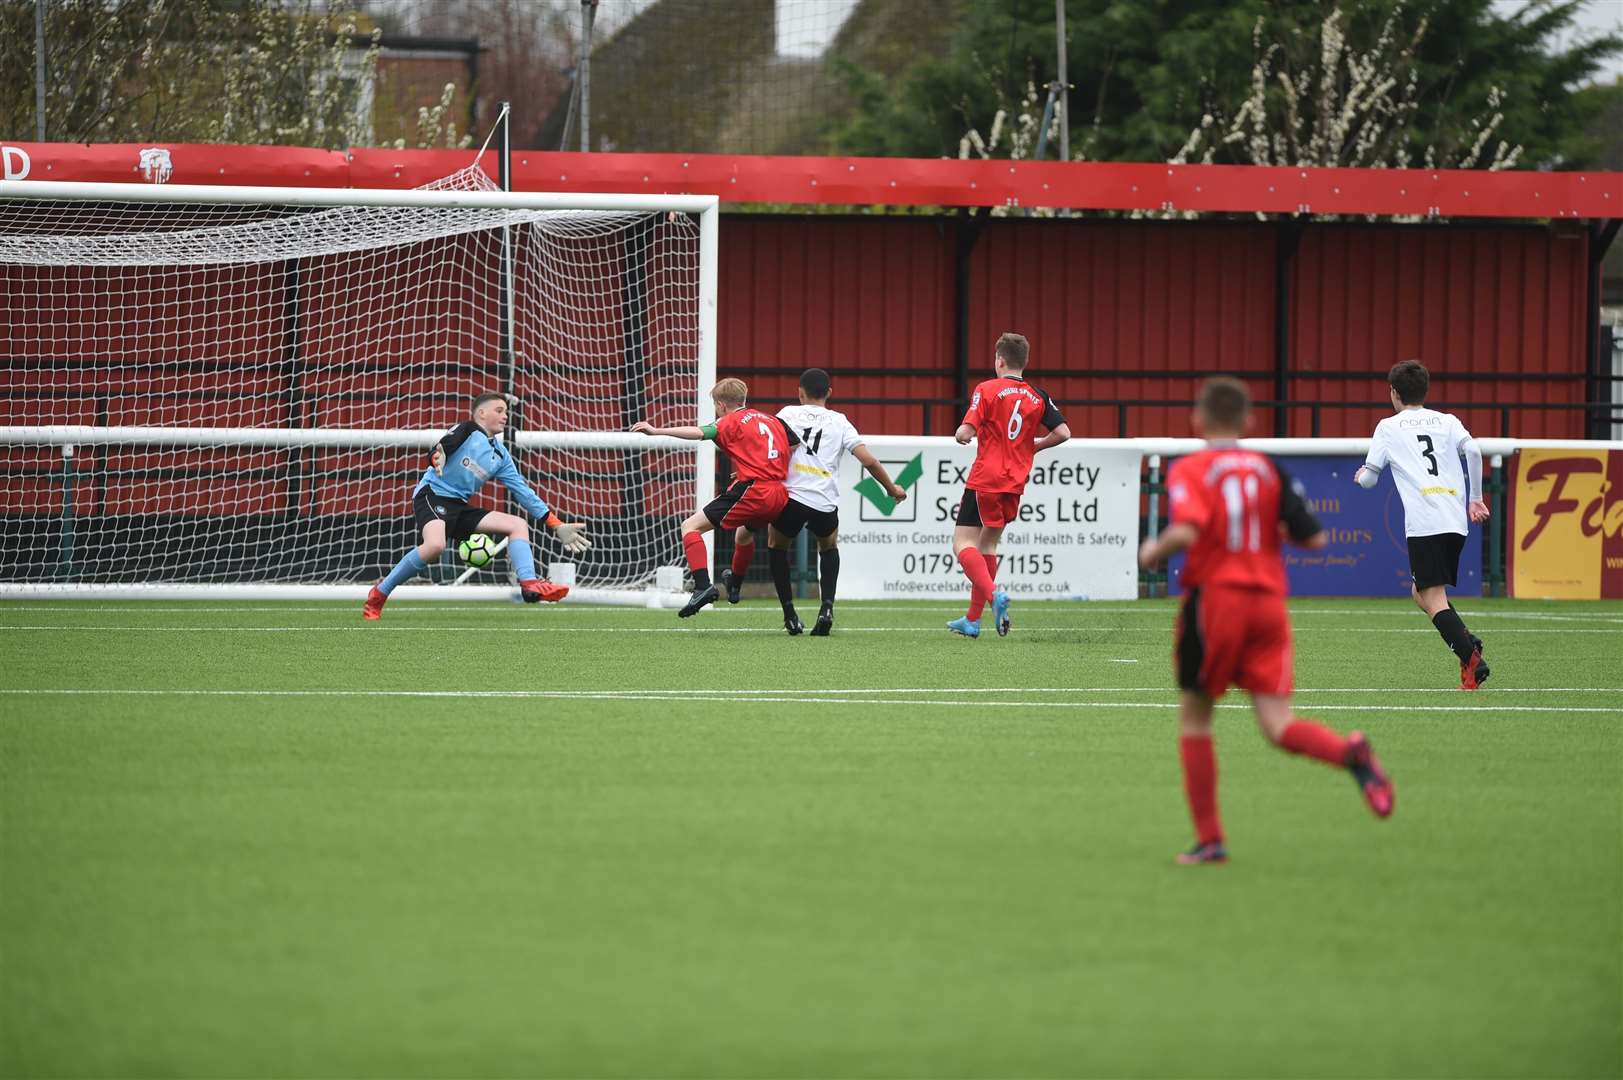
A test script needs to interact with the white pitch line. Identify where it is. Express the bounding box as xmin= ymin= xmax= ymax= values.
xmin=1 ymin=624 xmax=1620 ymax=637
xmin=0 ymin=688 xmax=1617 ymax=714
xmin=122 ymin=683 xmax=1588 ymax=696
xmin=4 ymin=603 xmax=1621 ymax=623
